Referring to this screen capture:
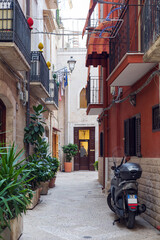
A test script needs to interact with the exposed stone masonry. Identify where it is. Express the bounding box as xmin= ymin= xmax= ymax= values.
xmin=107 ymin=157 xmax=160 ymax=228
